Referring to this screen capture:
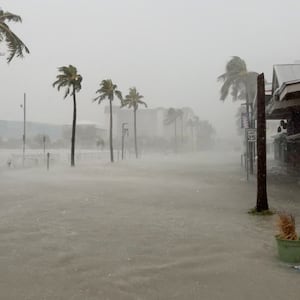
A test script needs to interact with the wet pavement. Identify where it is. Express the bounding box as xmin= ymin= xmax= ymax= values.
xmin=0 ymin=152 xmax=300 ymax=299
